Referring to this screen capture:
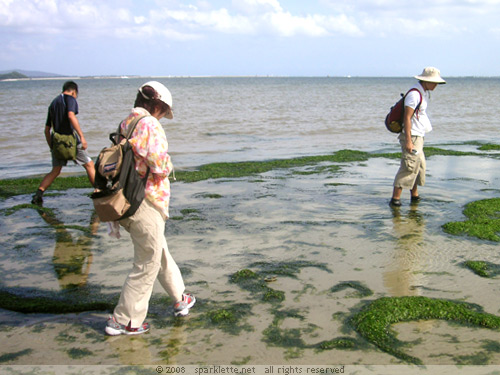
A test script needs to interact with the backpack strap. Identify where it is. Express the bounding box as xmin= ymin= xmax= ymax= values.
xmin=404 ymin=88 xmax=422 ymax=120
xmin=110 ymin=114 xmax=149 ymax=145
xmin=121 ymin=114 xmax=151 ymax=180
xmin=124 ymin=115 xmax=148 ymax=140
